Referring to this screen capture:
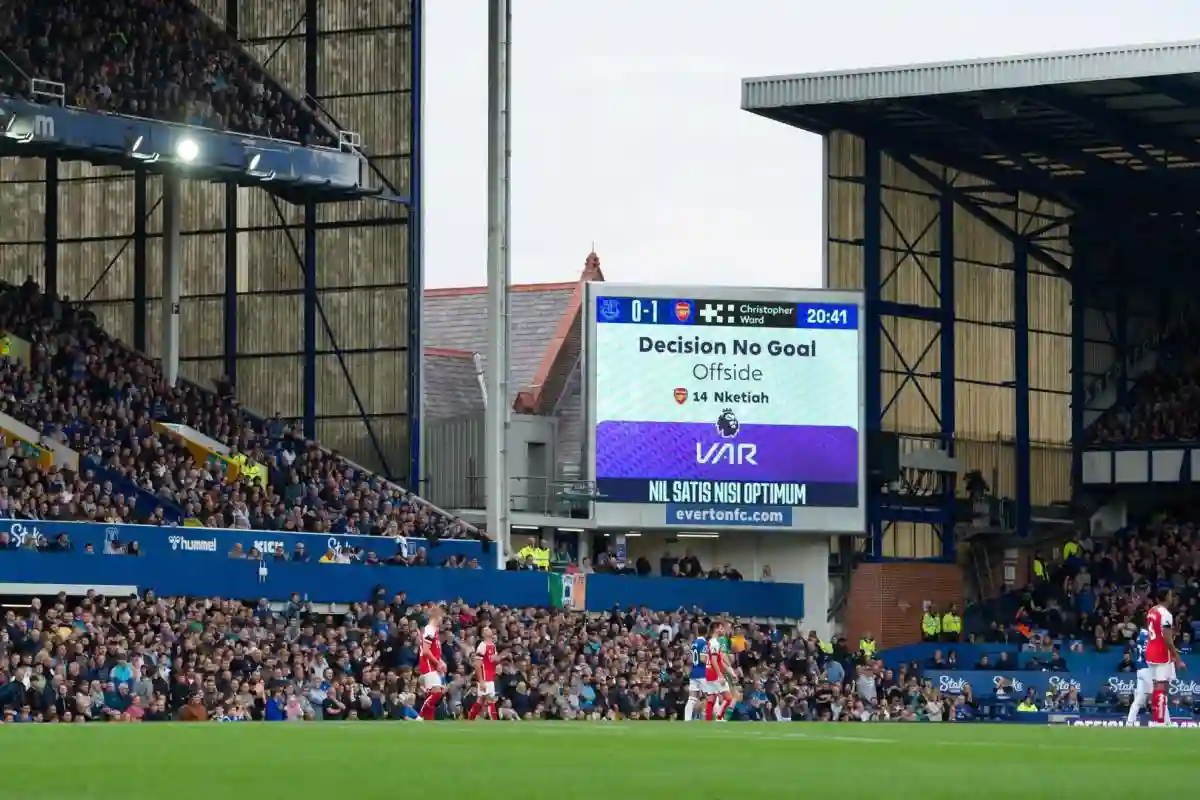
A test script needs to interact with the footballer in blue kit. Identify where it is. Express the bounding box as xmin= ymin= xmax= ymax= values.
xmin=1133 ymin=628 xmax=1149 ymax=669
xmin=685 ymin=636 xmax=709 ymax=721
xmin=1126 ymin=628 xmax=1155 ymax=725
